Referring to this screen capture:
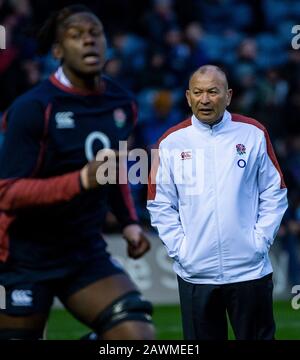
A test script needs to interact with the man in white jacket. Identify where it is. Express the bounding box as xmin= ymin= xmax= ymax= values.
xmin=147 ymin=65 xmax=288 ymax=340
